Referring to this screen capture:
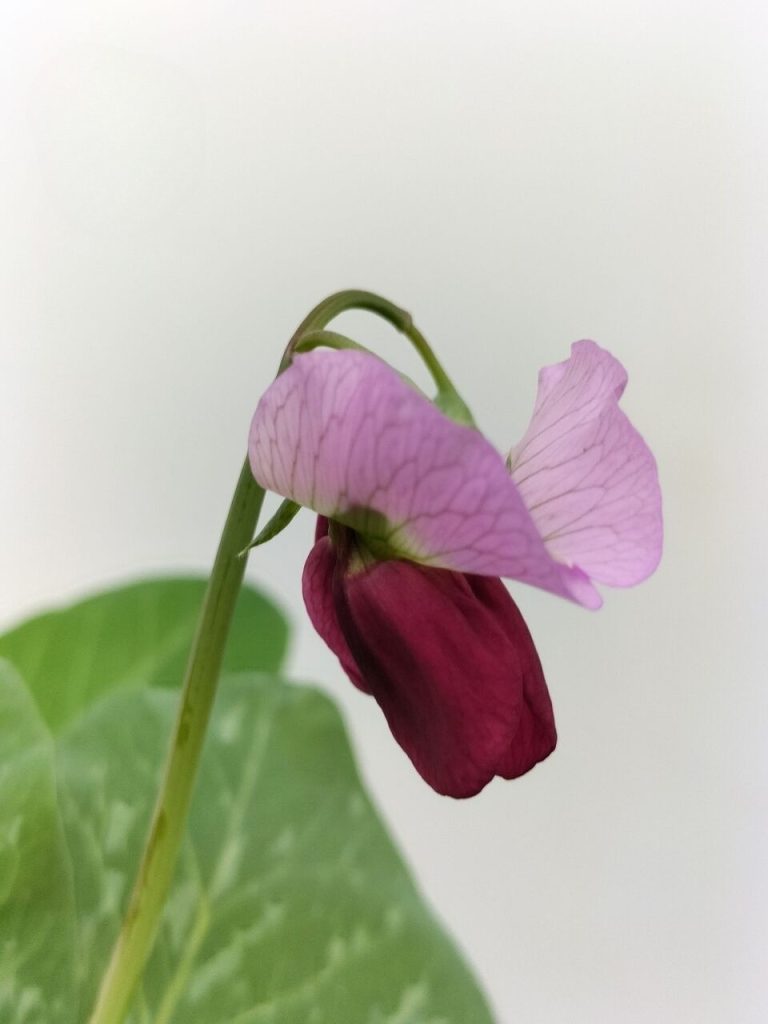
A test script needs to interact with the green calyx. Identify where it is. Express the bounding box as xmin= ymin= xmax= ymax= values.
xmin=239 ymin=497 xmax=301 ymax=556
xmin=433 ymin=387 xmax=475 ymax=427
xmin=328 ymin=507 xmax=425 ymax=573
